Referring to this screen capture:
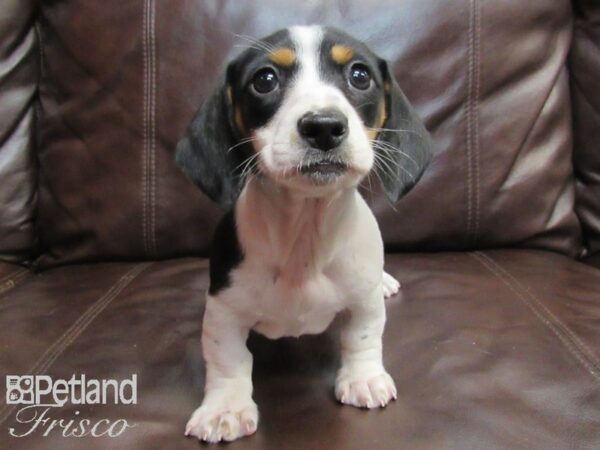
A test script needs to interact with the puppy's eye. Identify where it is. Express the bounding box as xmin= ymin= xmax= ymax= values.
xmin=349 ymin=63 xmax=372 ymax=90
xmin=252 ymin=68 xmax=279 ymax=94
